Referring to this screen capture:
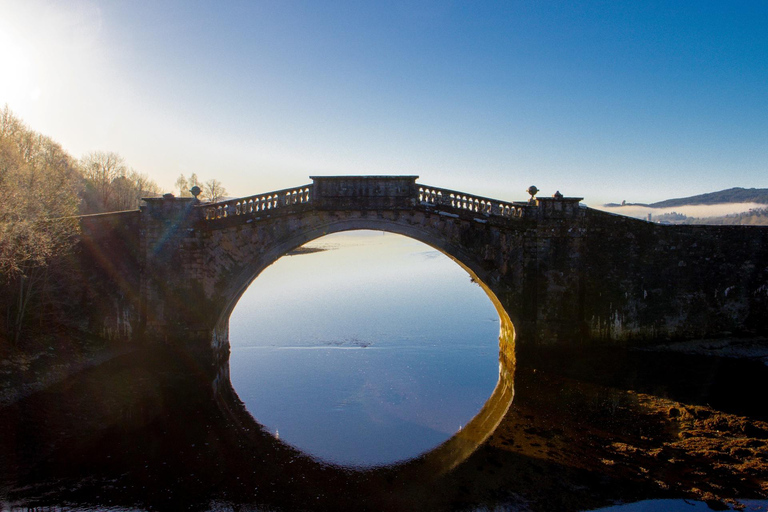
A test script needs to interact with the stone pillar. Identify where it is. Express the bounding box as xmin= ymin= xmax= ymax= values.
xmin=139 ymin=195 xmax=211 ymax=346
